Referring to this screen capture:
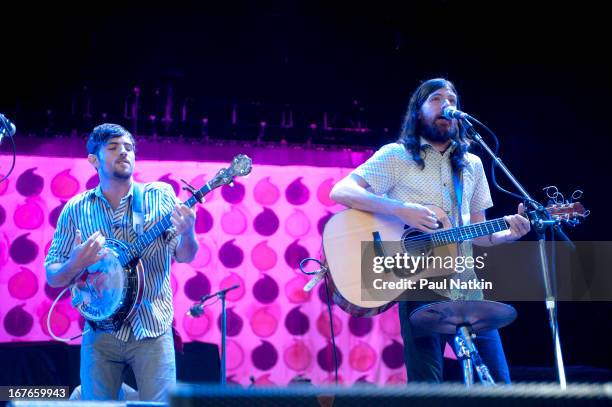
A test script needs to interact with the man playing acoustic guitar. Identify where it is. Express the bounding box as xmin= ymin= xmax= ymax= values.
xmin=45 ymin=123 xmax=198 ymax=401
xmin=330 ymin=78 xmax=530 ymax=383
